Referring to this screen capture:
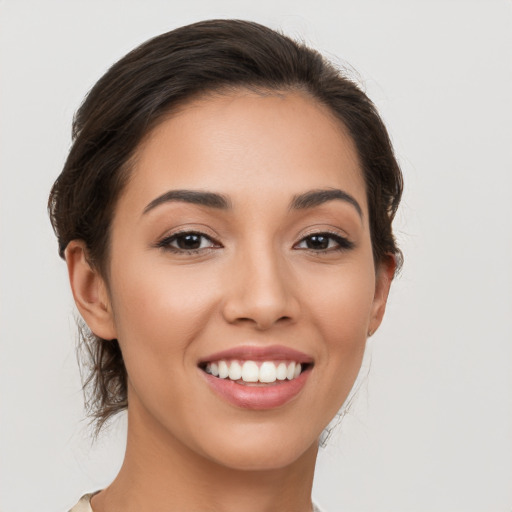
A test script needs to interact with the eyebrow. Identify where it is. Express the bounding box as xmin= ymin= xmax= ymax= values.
xmin=290 ymin=189 xmax=363 ymax=218
xmin=143 ymin=187 xmax=362 ymax=218
xmin=143 ymin=189 xmax=231 ymax=214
